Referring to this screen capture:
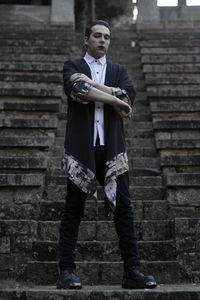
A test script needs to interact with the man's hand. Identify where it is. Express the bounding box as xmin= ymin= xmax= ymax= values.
xmin=113 ymin=98 xmax=132 ymax=119
xmin=70 ymin=73 xmax=94 ymax=86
